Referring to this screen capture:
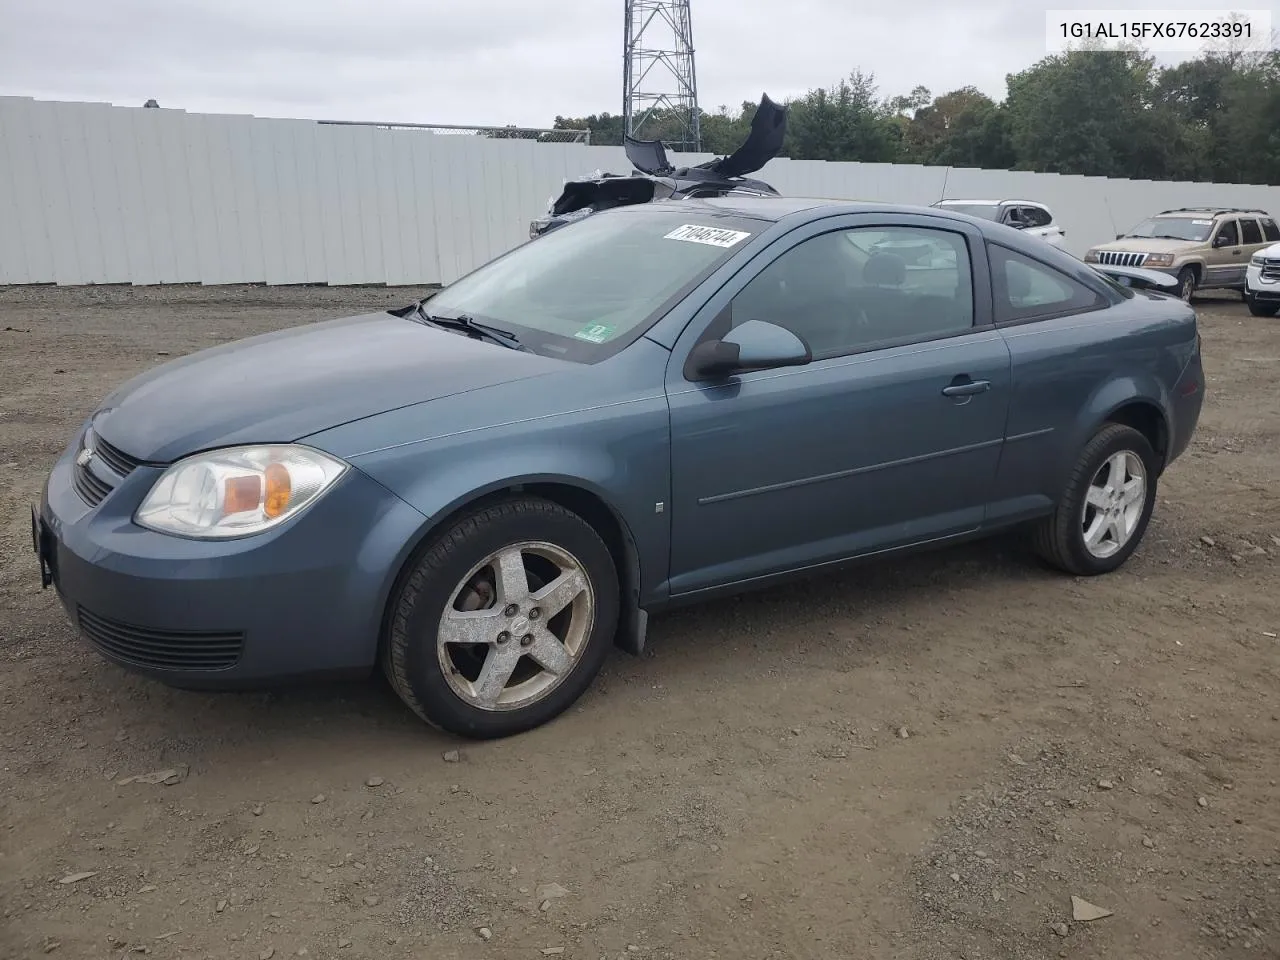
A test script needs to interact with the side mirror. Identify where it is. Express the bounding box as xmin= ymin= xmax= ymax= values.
xmin=1116 ymin=233 xmax=1125 ymax=240
xmin=1213 ymin=233 xmax=1232 ymax=248
xmin=686 ymin=319 xmax=812 ymax=381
